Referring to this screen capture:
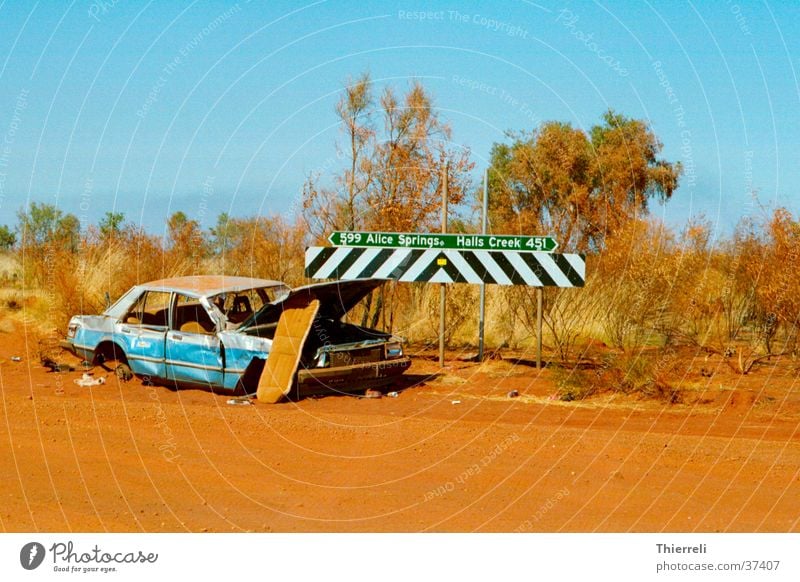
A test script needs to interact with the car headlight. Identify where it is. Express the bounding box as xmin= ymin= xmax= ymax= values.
xmin=385 ymin=341 xmax=403 ymax=359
